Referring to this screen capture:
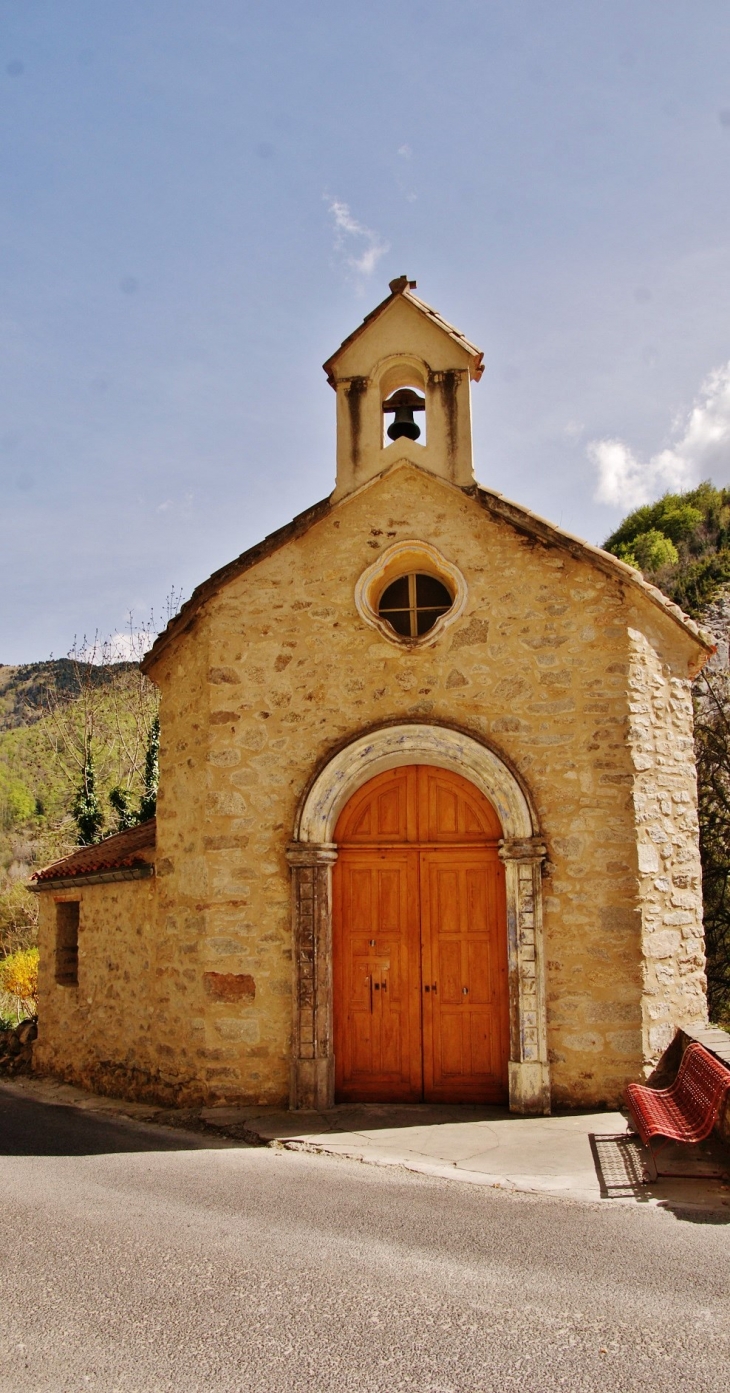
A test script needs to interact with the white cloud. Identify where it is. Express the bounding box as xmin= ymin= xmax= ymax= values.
xmin=590 ymin=361 xmax=730 ymax=508
xmin=105 ymin=630 xmax=155 ymax=663
xmin=325 ymin=197 xmax=389 ymax=278
xmin=155 ymin=490 xmax=194 ymax=515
